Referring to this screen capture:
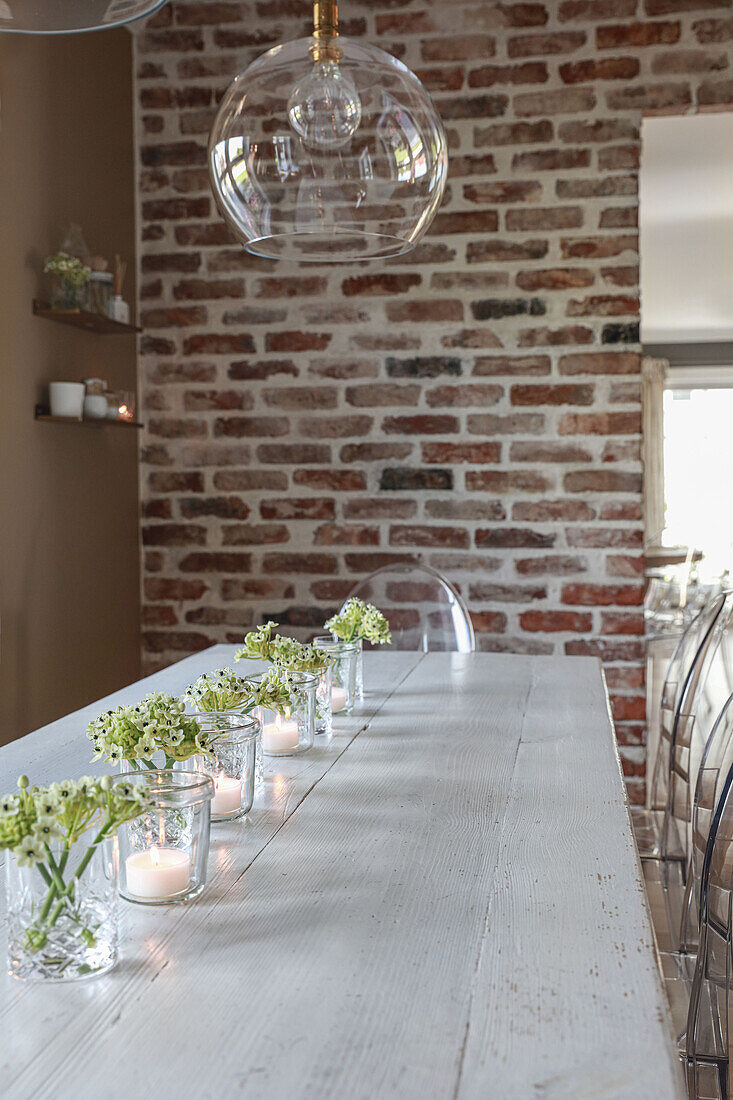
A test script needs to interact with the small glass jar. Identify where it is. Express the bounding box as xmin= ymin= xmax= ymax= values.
xmin=6 ymin=826 xmax=118 ymax=983
xmin=88 ymin=271 xmax=113 ymax=316
xmin=313 ymin=636 xmax=359 ymax=715
xmin=245 ymin=670 xmax=317 ymax=757
xmin=51 ymin=275 xmax=89 ymax=311
xmin=185 ymin=712 xmax=260 ymax=822
xmin=118 ymin=770 xmax=213 ymax=905
xmin=354 ymin=637 xmax=364 ymax=701
xmin=315 ymin=662 xmax=333 ymax=743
